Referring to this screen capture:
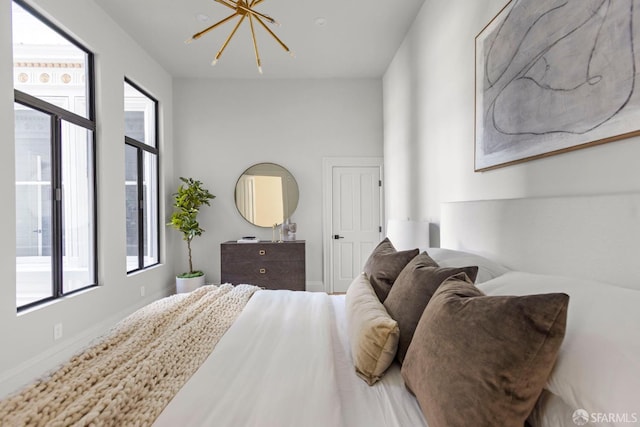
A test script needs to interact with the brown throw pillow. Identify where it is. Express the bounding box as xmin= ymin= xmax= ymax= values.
xmin=362 ymin=238 xmax=419 ymax=302
xmin=383 ymin=252 xmax=478 ymax=364
xmin=401 ymin=274 xmax=569 ymax=427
